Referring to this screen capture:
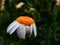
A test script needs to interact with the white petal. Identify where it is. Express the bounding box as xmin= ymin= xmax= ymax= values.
xmin=26 ymin=26 xmax=30 ymax=33
xmin=32 ymin=23 xmax=37 ymax=37
xmin=7 ymin=21 xmax=20 ymax=35
xmin=25 ymin=26 xmax=32 ymax=37
xmin=7 ymin=21 xmax=17 ymax=32
xmin=29 ymin=25 xmax=33 ymax=37
xmin=16 ymin=24 xmax=26 ymax=39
